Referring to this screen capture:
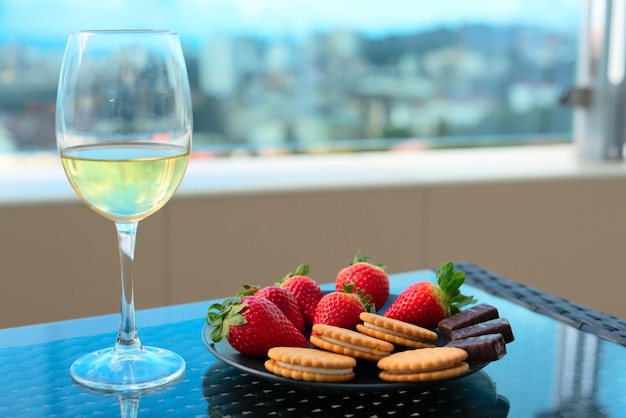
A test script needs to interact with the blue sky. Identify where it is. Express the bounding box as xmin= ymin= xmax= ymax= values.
xmin=0 ymin=0 xmax=581 ymax=47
